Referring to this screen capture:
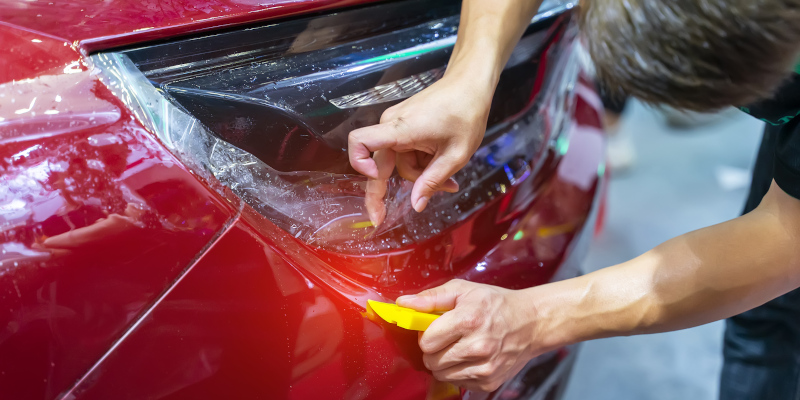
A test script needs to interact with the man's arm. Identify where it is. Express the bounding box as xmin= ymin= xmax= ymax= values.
xmin=532 ymin=181 xmax=800 ymax=348
xmin=347 ymin=0 xmax=542 ymax=226
xmin=444 ymin=0 xmax=543 ymax=85
xmin=397 ymin=182 xmax=800 ymax=392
